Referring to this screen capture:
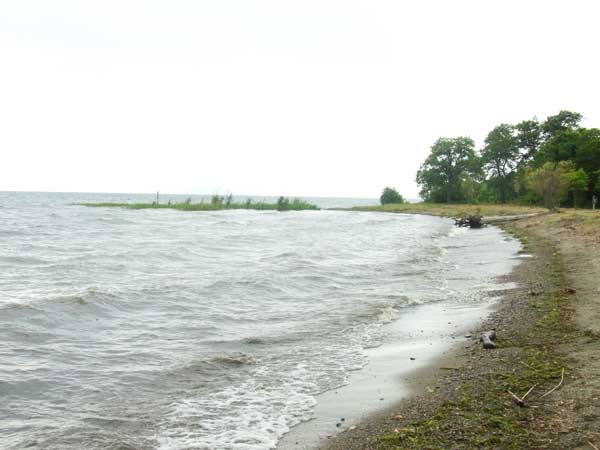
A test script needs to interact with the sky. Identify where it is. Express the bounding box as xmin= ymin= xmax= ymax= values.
xmin=1 ymin=1 xmax=599 ymax=199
